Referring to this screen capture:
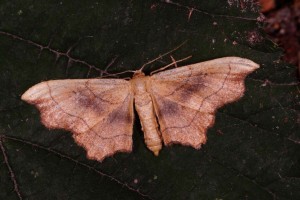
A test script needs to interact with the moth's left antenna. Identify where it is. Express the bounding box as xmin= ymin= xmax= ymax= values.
xmin=101 ymin=70 xmax=136 ymax=78
xmin=138 ymin=40 xmax=188 ymax=73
